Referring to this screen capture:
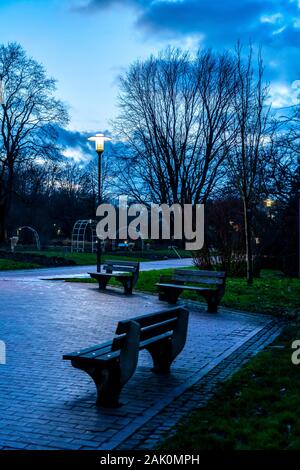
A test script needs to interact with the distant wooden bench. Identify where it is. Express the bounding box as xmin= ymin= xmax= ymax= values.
xmin=63 ymin=306 xmax=189 ymax=407
xmin=89 ymin=260 xmax=140 ymax=294
xmin=156 ymin=269 xmax=226 ymax=313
